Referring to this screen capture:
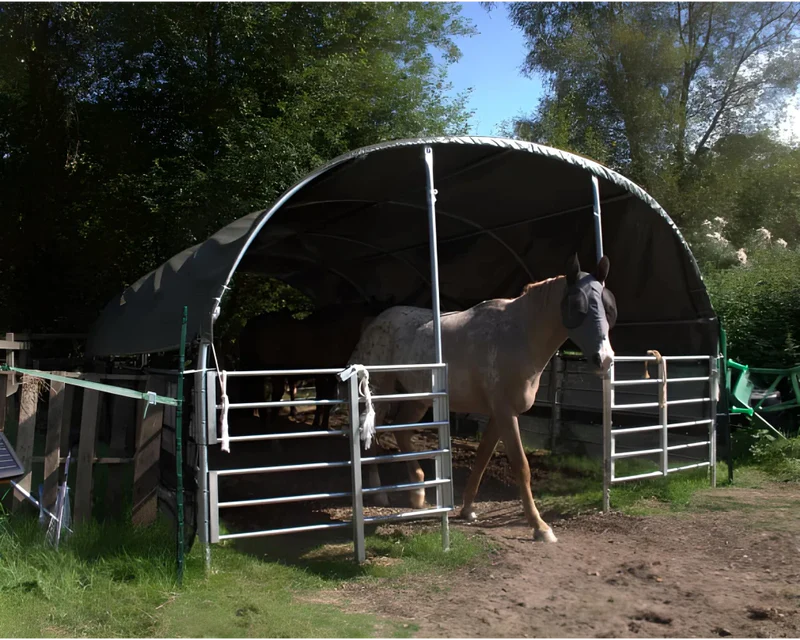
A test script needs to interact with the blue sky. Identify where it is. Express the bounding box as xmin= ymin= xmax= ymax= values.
xmin=438 ymin=2 xmax=544 ymax=136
